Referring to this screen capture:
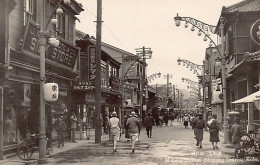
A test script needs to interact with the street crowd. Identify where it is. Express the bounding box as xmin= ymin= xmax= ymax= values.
xmin=53 ymin=109 xmax=245 ymax=159
xmin=107 ymin=110 xmax=245 ymax=159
